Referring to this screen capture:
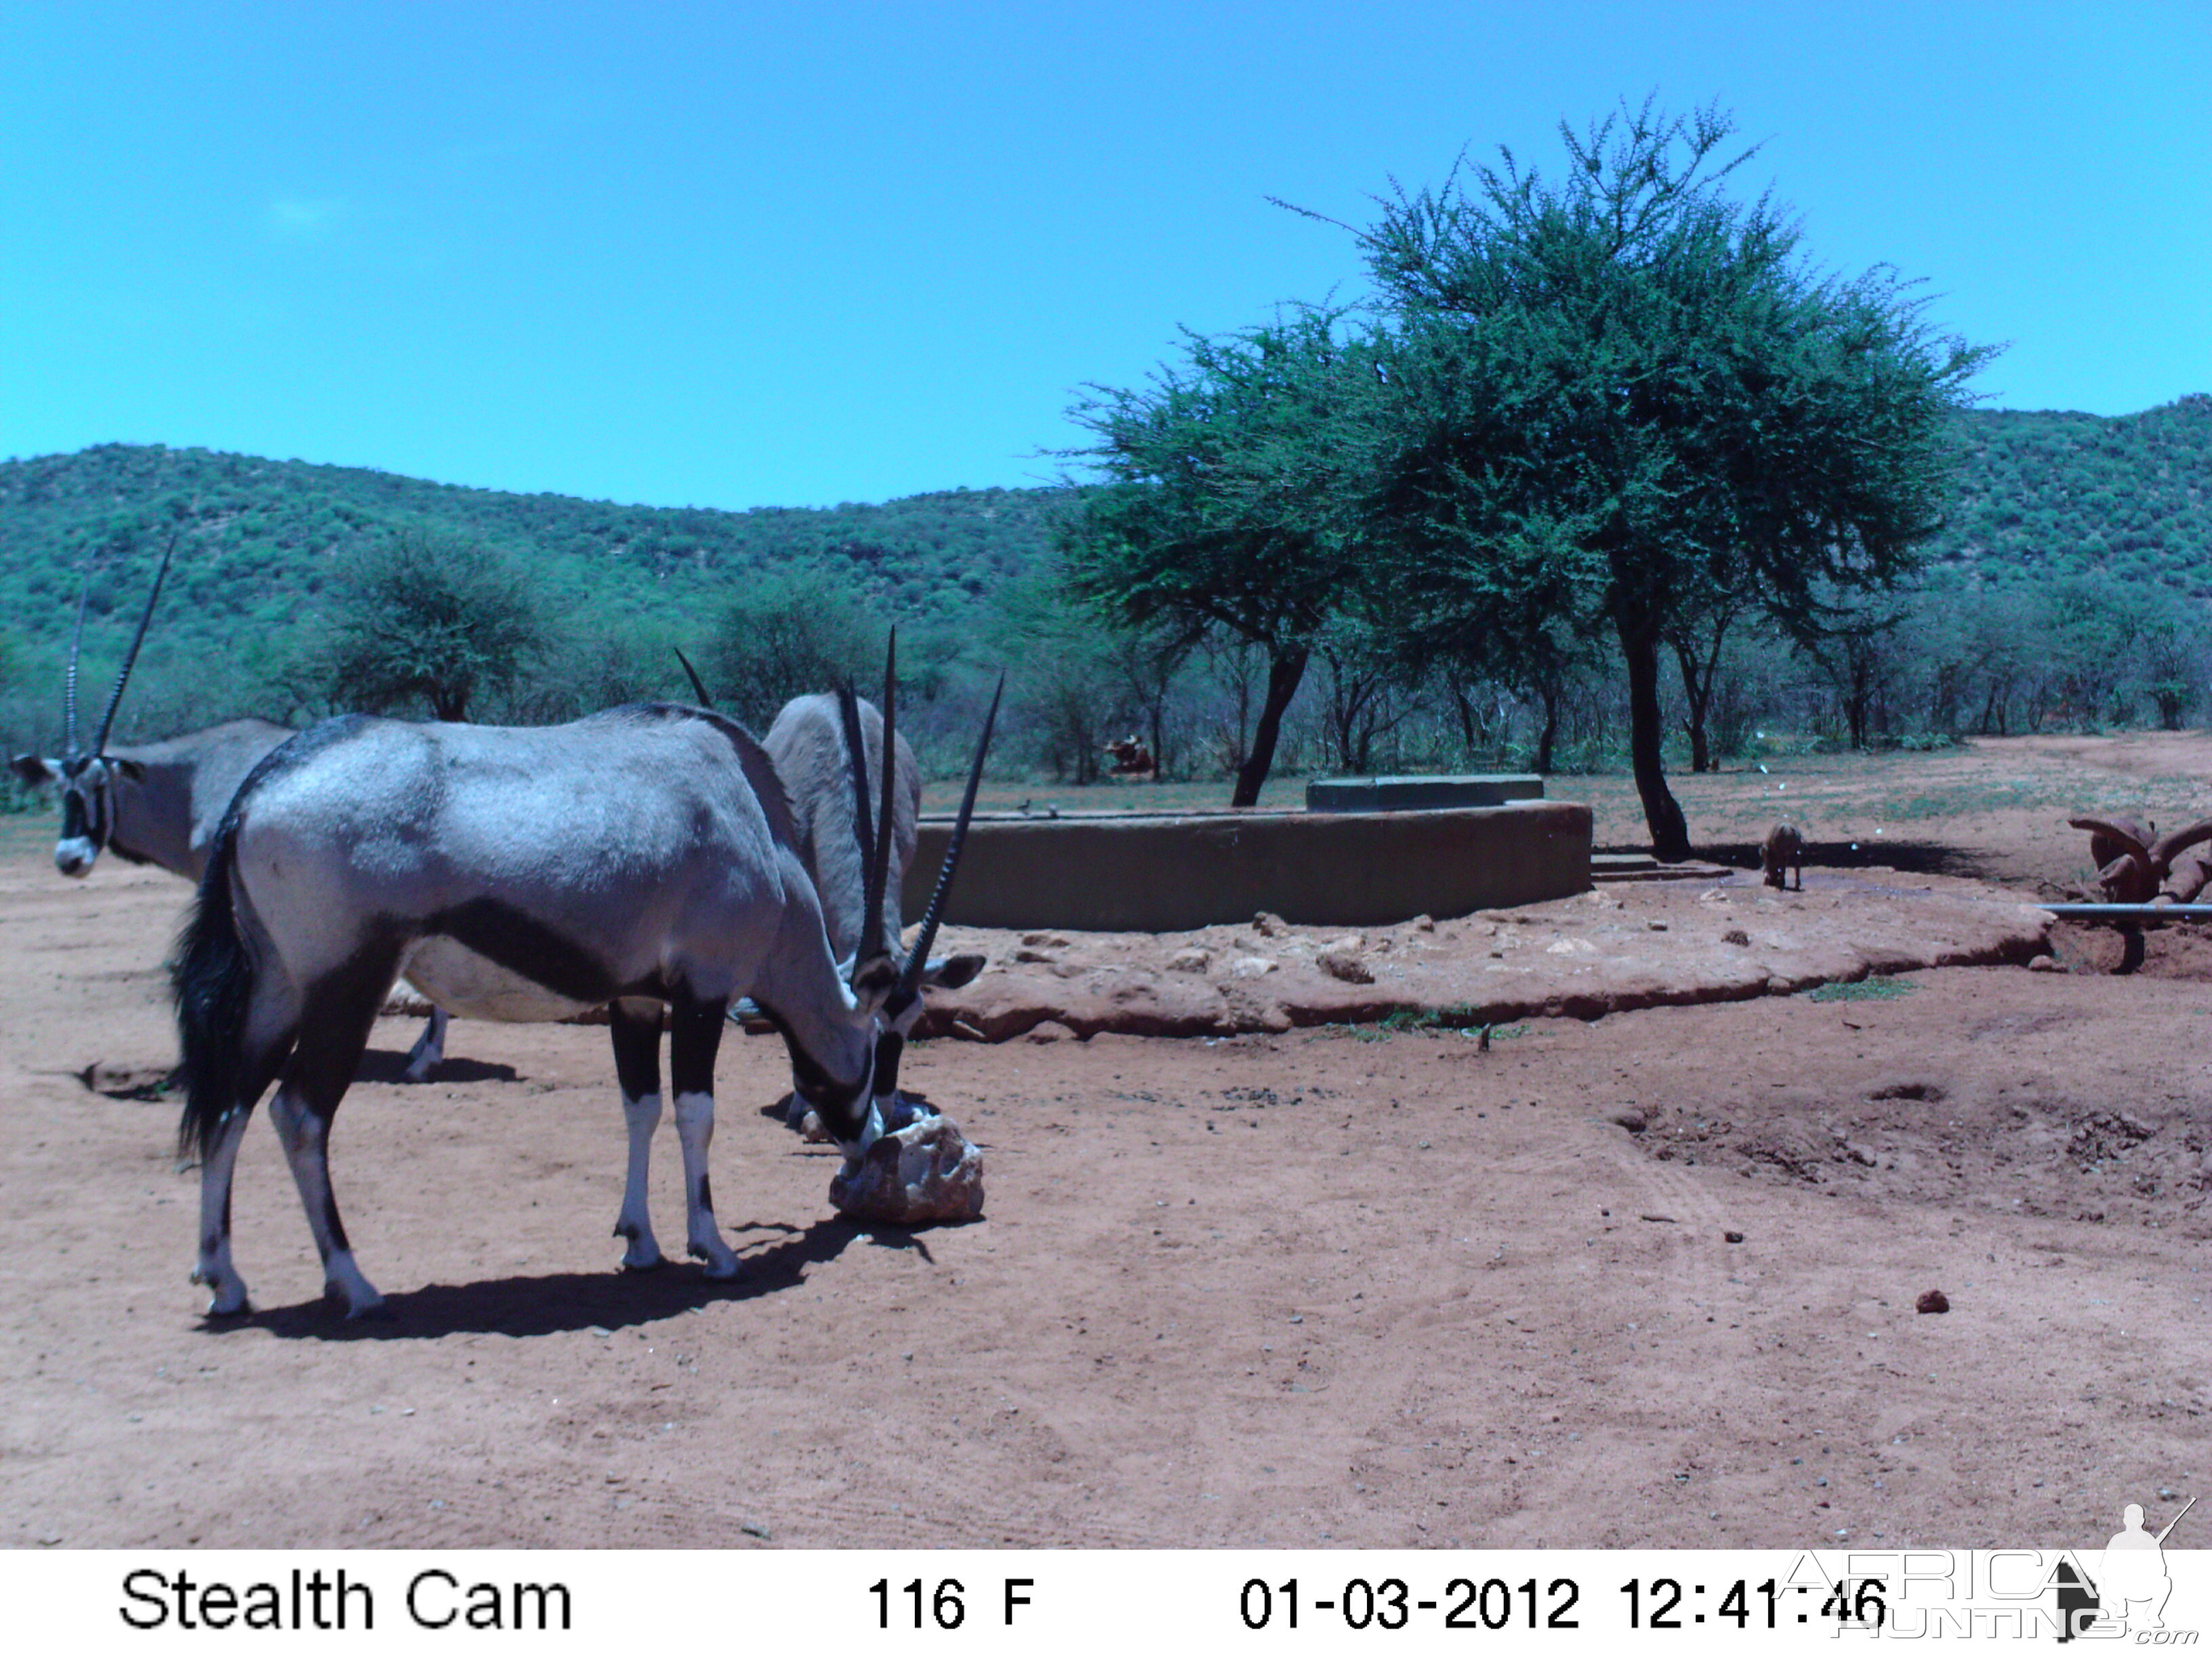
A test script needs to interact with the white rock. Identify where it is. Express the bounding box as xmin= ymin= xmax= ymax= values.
xmin=830 ymin=1115 xmax=985 ymax=1225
